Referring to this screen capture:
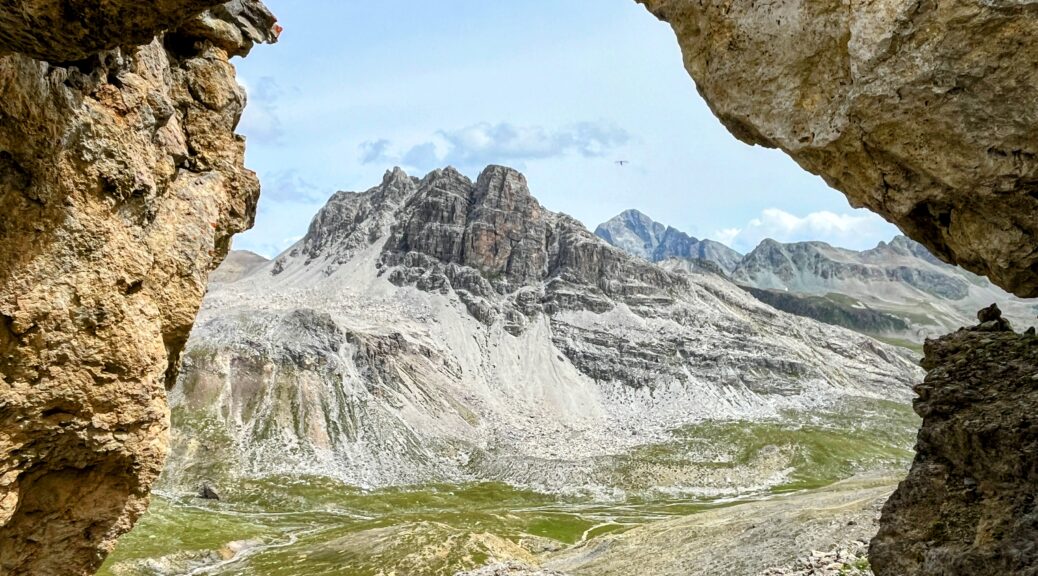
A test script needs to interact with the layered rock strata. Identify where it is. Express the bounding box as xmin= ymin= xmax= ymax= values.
xmin=168 ymin=165 xmax=920 ymax=493
xmin=0 ymin=2 xmax=276 ymax=574
xmin=637 ymin=0 xmax=1038 ymax=298
xmin=870 ymin=314 xmax=1038 ymax=575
